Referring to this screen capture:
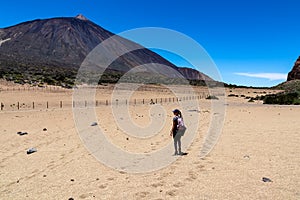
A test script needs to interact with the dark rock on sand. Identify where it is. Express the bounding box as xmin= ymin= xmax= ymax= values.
xmin=262 ymin=177 xmax=272 ymax=182
xmin=27 ymin=147 xmax=37 ymax=154
xmin=17 ymin=131 xmax=28 ymax=136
